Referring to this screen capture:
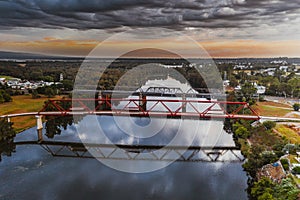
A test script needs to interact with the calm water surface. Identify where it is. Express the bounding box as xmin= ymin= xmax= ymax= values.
xmin=0 ymin=116 xmax=248 ymax=200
